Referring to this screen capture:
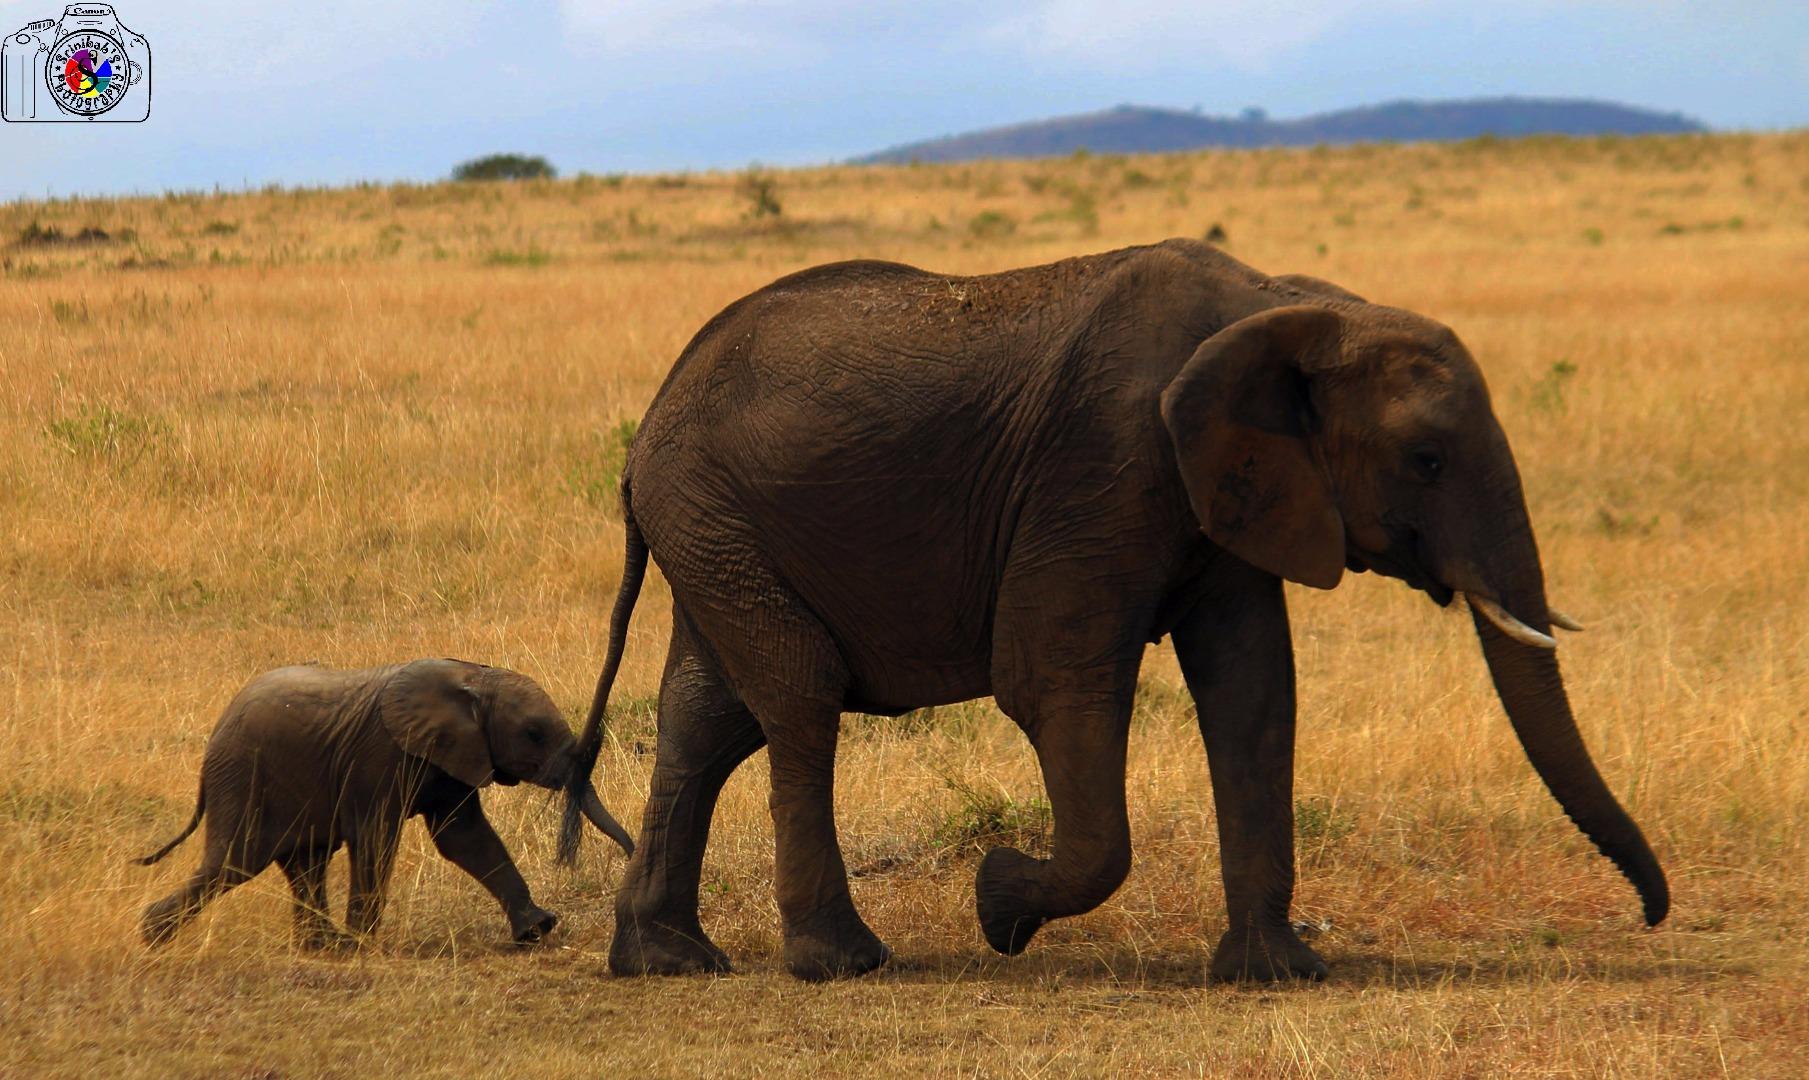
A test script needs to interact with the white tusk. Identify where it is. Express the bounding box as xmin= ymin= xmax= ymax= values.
xmin=1548 ymin=608 xmax=1585 ymax=633
xmin=1463 ymin=593 xmax=1557 ymax=649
